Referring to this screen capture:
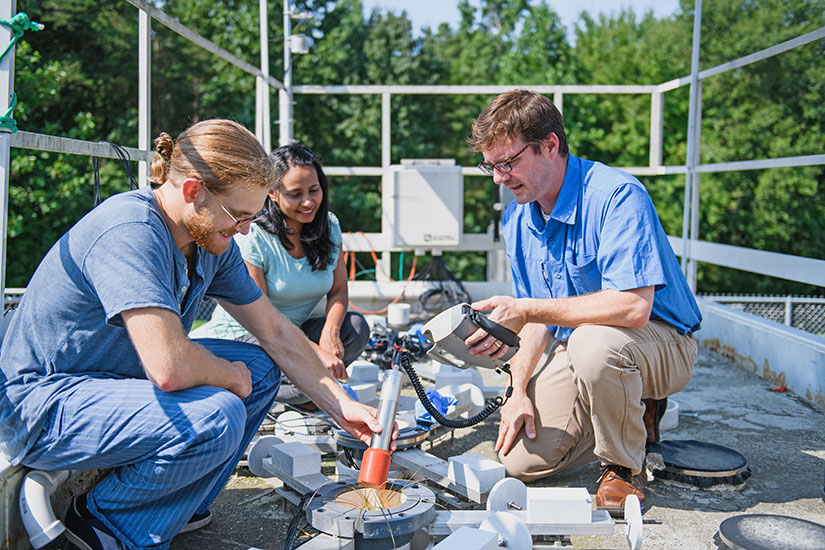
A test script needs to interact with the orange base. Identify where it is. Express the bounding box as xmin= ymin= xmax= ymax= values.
xmin=358 ymin=448 xmax=392 ymax=488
